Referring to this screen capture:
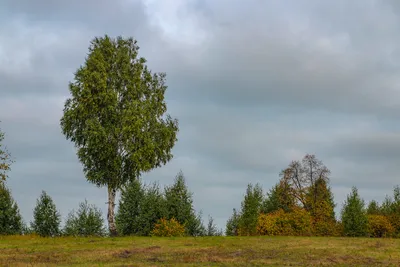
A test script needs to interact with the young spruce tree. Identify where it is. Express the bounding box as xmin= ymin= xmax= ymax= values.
xmin=341 ymin=187 xmax=368 ymax=237
xmin=63 ymin=200 xmax=105 ymax=237
xmin=31 ymin=191 xmax=61 ymax=237
xmin=137 ymin=182 xmax=168 ymax=236
xmin=164 ymin=171 xmax=205 ymax=236
xmin=226 ymin=208 xmax=240 ymax=236
xmin=261 ymin=180 xmax=296 ymax=214
xmin=206 ymin=215 xmax=222 ymax=236
xmin=237 ymin=183 xmax=263 ymax=236
xmin=0 ymin=183 xmax=23 ymax=235
xmin=116 ymin=179 xmax=146 ymax=235
xmin=305 ymin=177 xmax=336 ymax=236
xmin=117 ymin=179 xmax=167 ymax=236
xmin=367 ymin=200 xmax=381 ymax=215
